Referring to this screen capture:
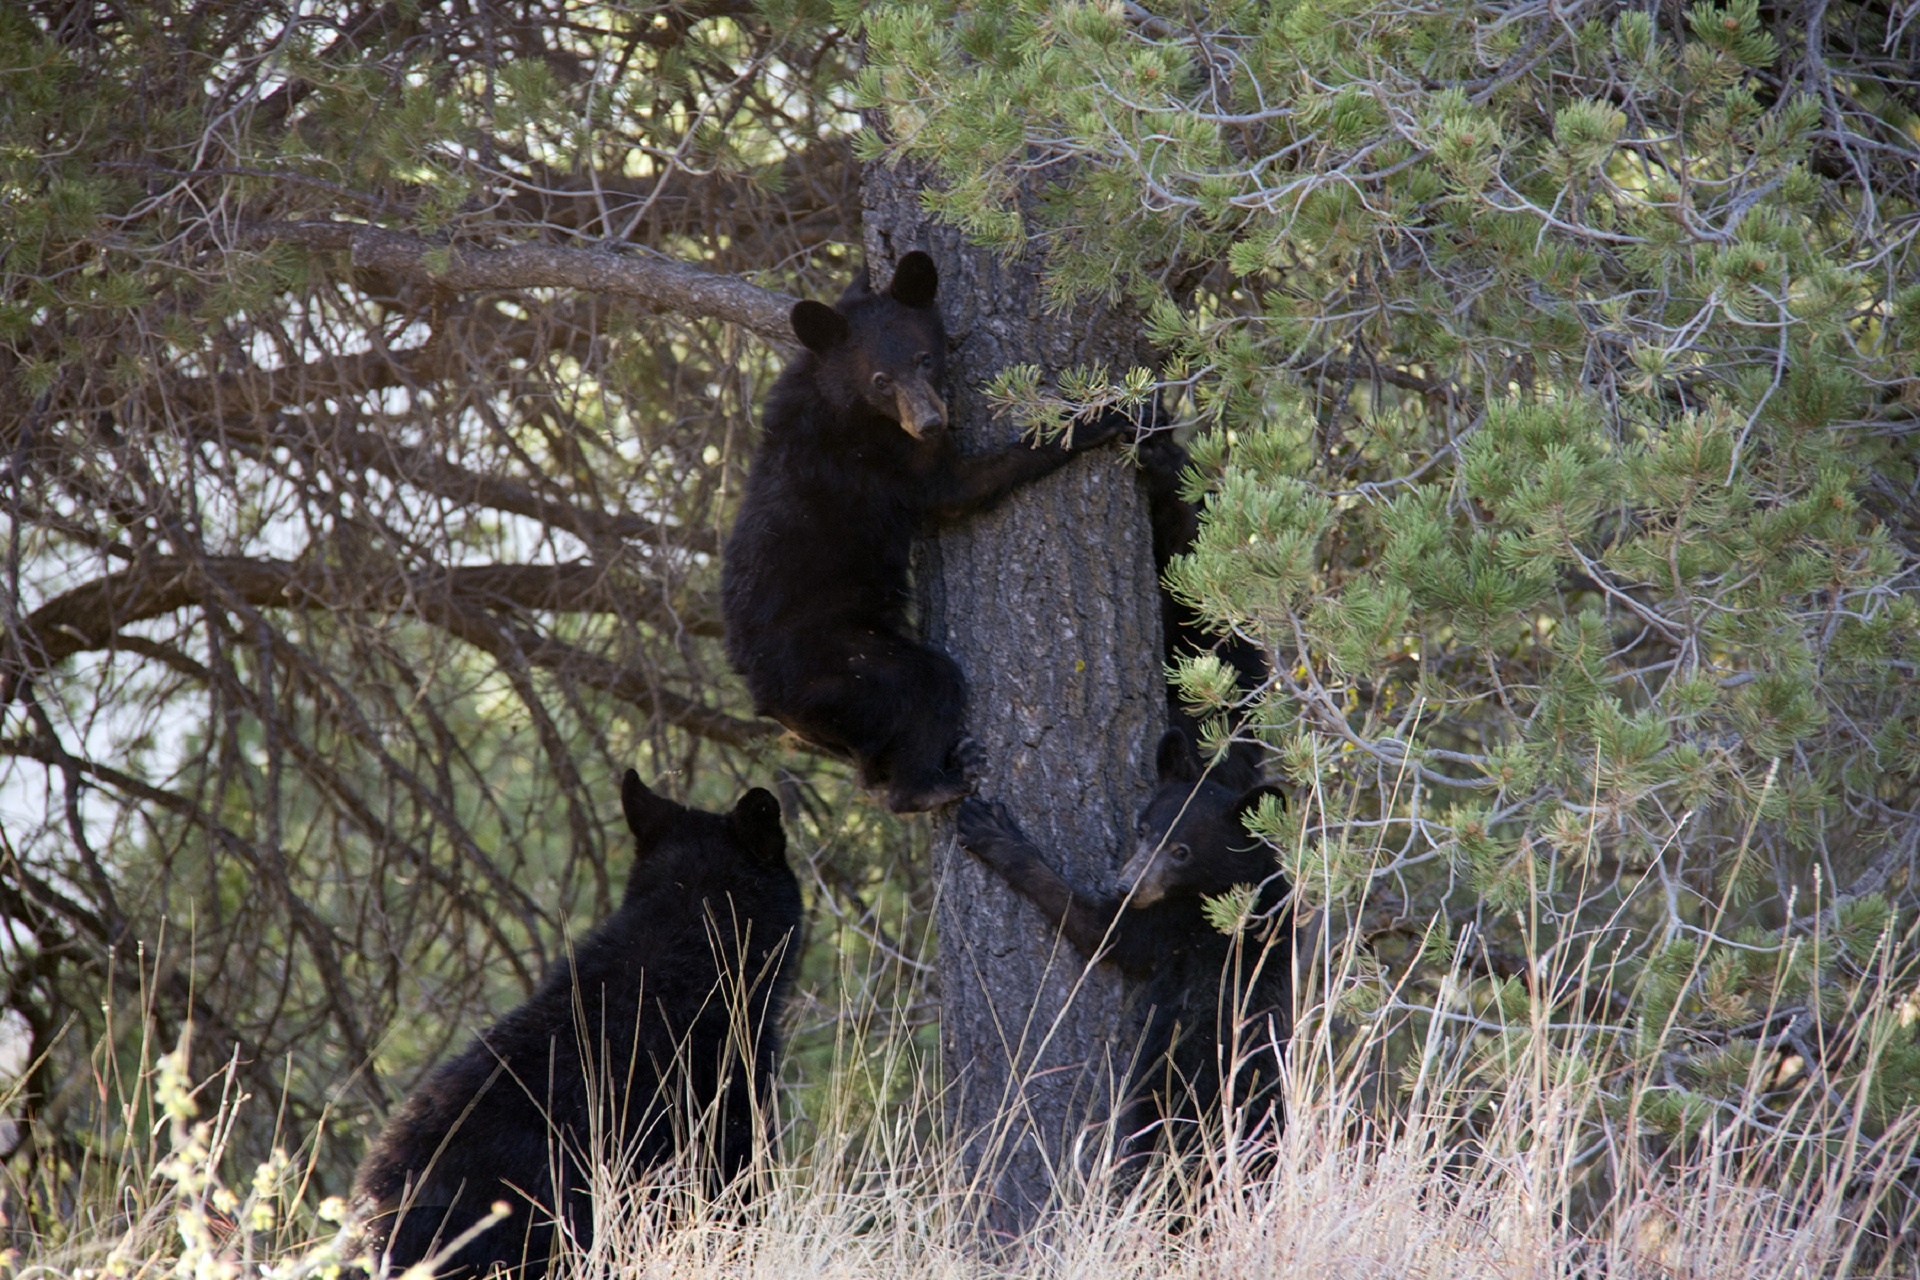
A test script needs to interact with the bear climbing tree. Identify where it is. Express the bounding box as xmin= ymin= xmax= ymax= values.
xmin=721 ymin=252 xmax=1123 ymax=814
xmin=957 ymin=729 xmax=1293 ymax=1166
